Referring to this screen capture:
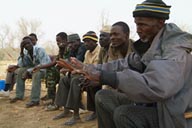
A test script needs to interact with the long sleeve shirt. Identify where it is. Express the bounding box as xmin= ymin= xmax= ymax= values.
xmin=17 ymin=45 xmax=51 ymax=68
xmin=96 ymin=23 xmax=192 ymax=128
